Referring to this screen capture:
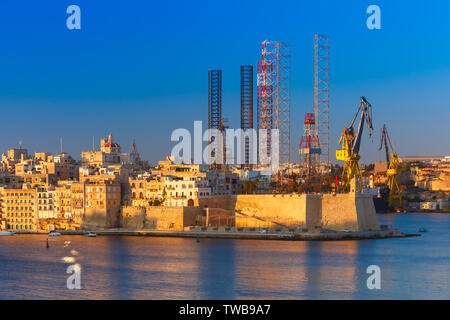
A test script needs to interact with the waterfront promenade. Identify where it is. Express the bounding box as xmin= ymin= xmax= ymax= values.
xmin=11 ymin=226 xmax=420 ymax=241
